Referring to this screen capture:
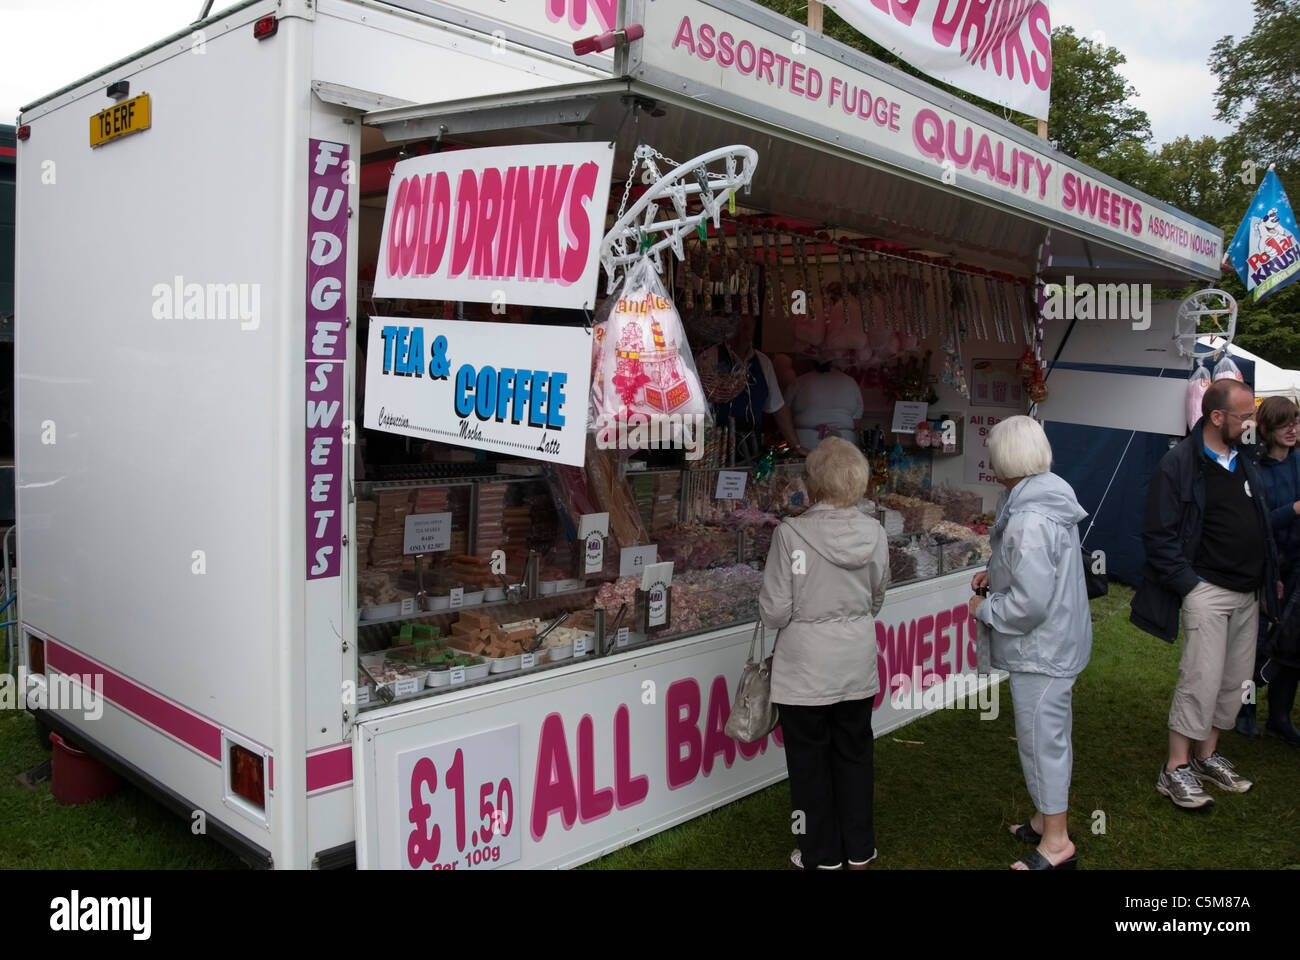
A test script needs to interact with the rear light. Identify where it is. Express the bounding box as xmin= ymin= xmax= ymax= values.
xmin=229 ymin=743 xmax=266 ymax=809
xmin=16 ymin=125 xmax=30 ymax=141
xmin=27 ymin=634 xmax=45 ymax=674
xmin=253 ymin=15 xmax=278 ymax=40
